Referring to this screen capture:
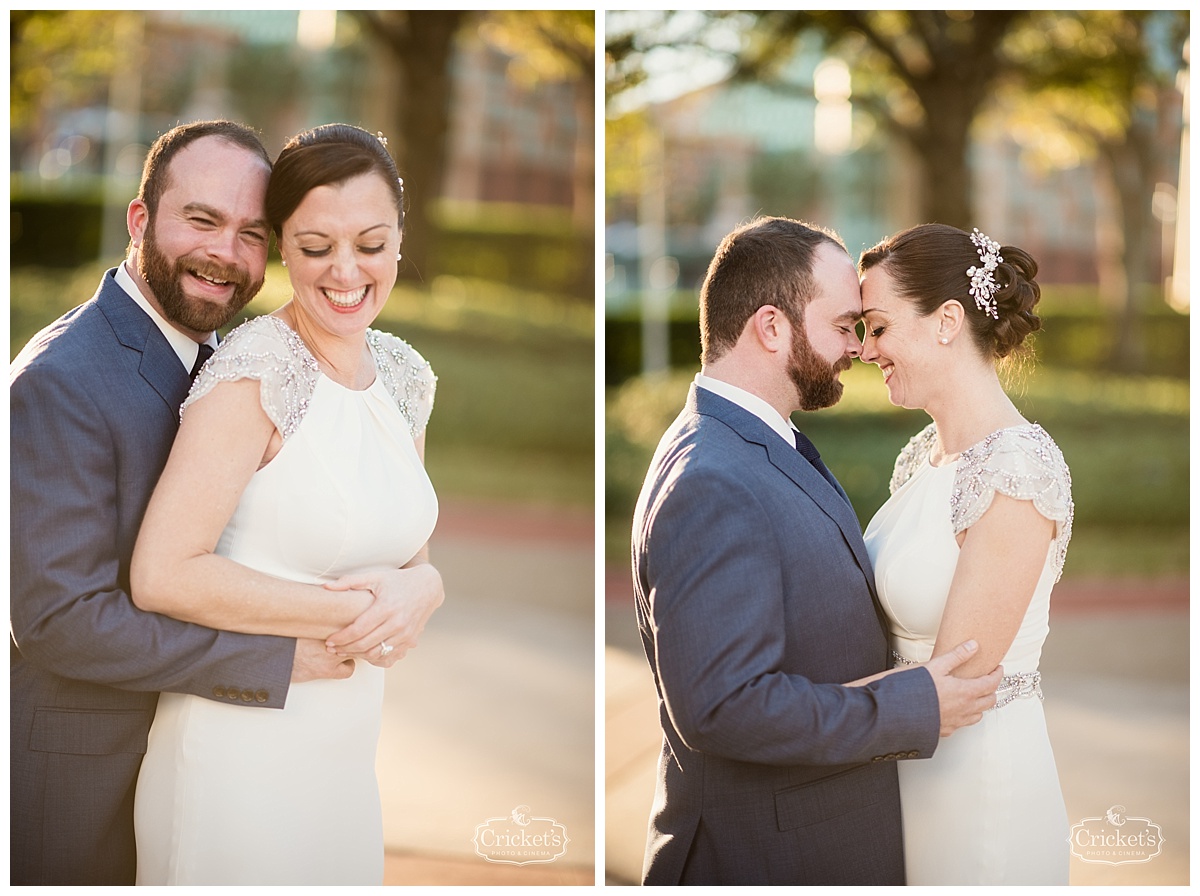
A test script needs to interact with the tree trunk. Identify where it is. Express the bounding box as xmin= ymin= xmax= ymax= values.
xmin=354 ymin=11 xmax=465 ymax=283
xmin=1101 ymin=122 xmax=1158 ymax=372
xmin=914 ymin=118 xmax=974 ymax=228
xmin=885 ymin=13 xmax=1020 ymax=229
